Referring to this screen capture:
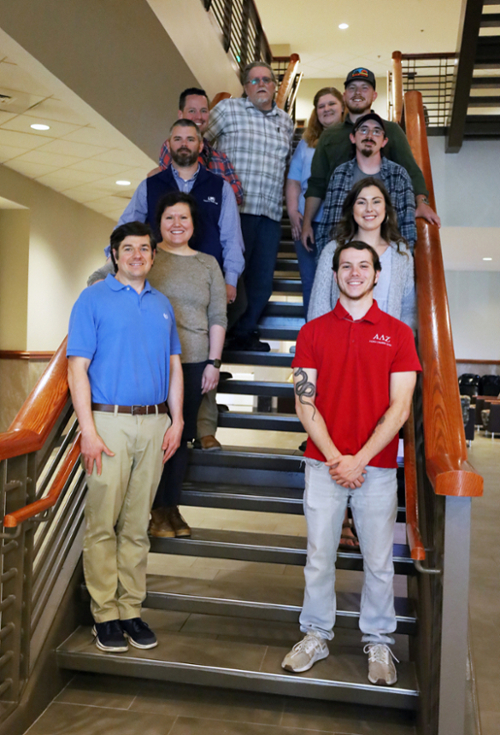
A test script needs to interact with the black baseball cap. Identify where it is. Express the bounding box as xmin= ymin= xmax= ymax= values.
xmin=344 ymin=68 xmax=376 ymax=89
xmin=352 ymin=112 xmax=386 ymax=134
